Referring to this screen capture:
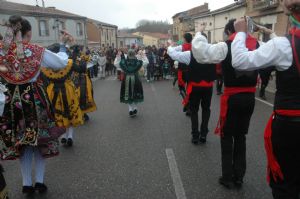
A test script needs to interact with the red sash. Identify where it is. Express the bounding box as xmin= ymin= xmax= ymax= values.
xmin=0 ymin=42 xmax=44 ymax=84
xmin=215 ymin=87 xmax=256 ymax=136
xmin=182 ymin=81 xmax=214 ymax=106
xmin=264 ymin=110 xmax=300 ymax=183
